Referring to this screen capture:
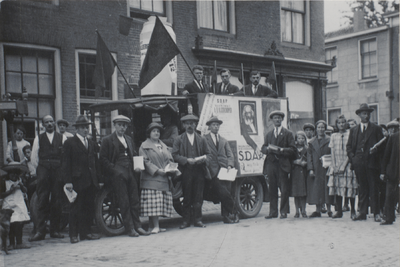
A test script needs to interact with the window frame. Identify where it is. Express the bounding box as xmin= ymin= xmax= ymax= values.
xmin=197 ymin=0 xmax=236 ymax=35
xmin=368 ymin=103 xmax=379 ymax=124
xmin=280 ymin=0 xmax=306 ymax=45
xmin=358 ymin=37 xmax=378 ymax=80
xmin=128 ymin=0 xmax=166 ymax=20
xmin=325 ymin=46 xmax=338 ymax=84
